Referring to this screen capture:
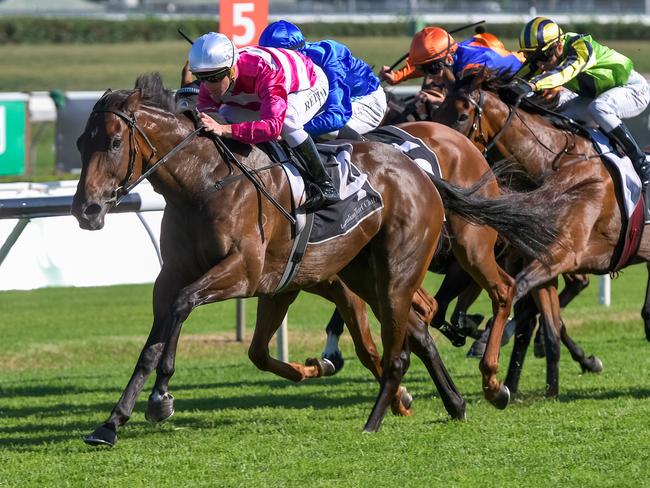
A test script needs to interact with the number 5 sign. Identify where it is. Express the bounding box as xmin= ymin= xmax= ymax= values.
xmin=220 ymin=0 xmax=268 ymax=47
